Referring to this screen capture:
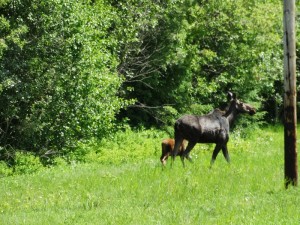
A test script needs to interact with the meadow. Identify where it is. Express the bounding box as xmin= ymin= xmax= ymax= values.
xmin=1 ymin=126 xmax=300 ymax=225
